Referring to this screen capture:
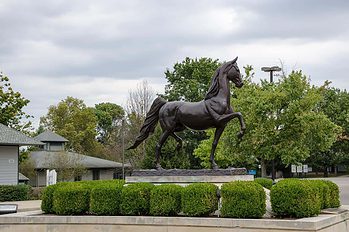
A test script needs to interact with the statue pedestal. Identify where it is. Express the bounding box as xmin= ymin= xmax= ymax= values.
xmin=126 ymin=168 xmax=254 ymax=186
